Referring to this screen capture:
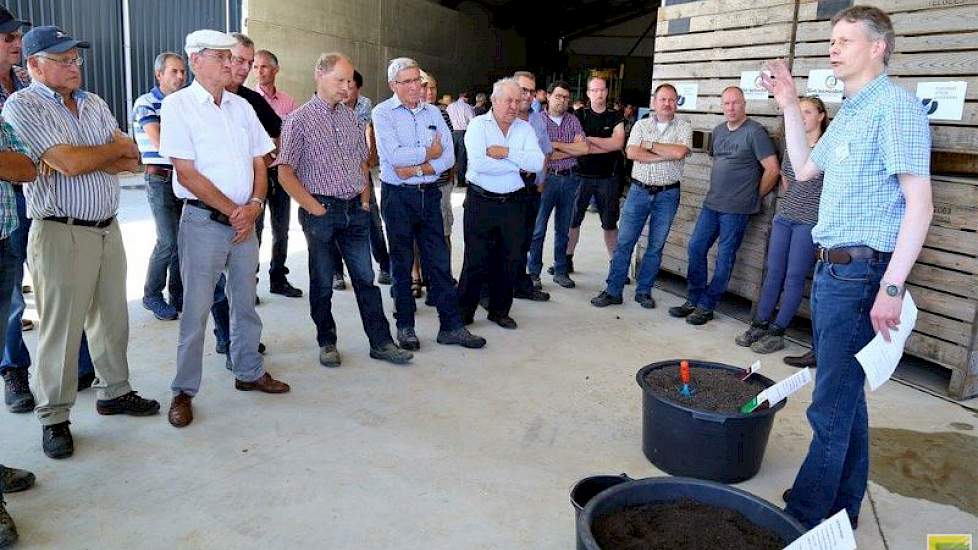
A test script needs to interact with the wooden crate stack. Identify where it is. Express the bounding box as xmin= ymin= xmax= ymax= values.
xmin=791 ymin=0 xmax=978 ymax=399
xmin=638 ymin=0 xmax=978 ymax=398
xmin=647 ymin=0 xmax=801 ymax=302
